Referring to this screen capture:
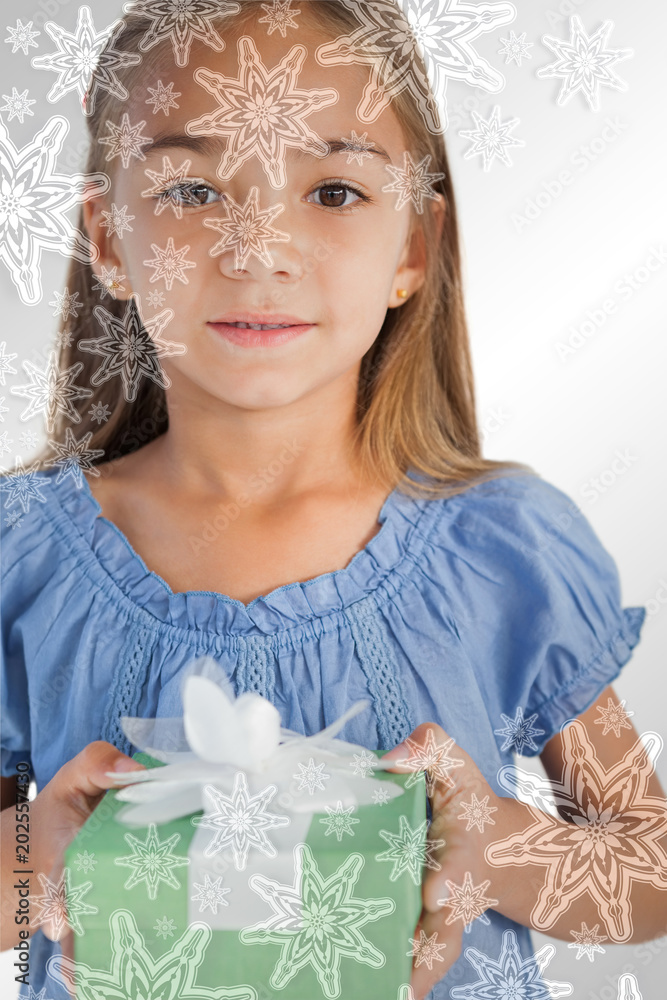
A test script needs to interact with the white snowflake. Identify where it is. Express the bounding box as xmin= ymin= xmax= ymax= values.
xmin=595 ymin=697 xmax=634 ymax=738
xmin=319 ymin=800 xmax=360 ymax=841
xmin=5 ymin=19 xmax=40 ymax=56
xmin=146 ymin=79 xmax=181 ymax=115
xmin=617 ymin=974 xmax=643 ymax=1000
xmin=398 ymin=987 xmax=416 ymax=1000
xmin=153 ymin=915 xmax=177 ymax=939
xmin=258 ymin=0 xmax=301 ymax=38
xmin=407 ymin=928 xmax=447 ymax=971
xmin=438 ymin=871 xmax=498 ymax=933
xmin=88 ymin=400 xmax=111 ymax=424
xmin=31 ymin=6 xmax=141 ymax=117
xmin=99 ymin=113 xmax=153 ymax=169
xmin=100 ymin=203 xmax=135 ymax=239
xmin=459 ymin=105 xmax=525 ymax=171
xmin=78 ymin=298 xmax=185 ymax=403
xmin=316 ymin=0 xmax=517 ymax=133
xmin=49 ymin=288 xmax=82 ymax=321
xmin=142 ymin=155 xmax=197 ymax=218
xmin=537 ymin=16 xmax=634 ymax=113
xmin=494 ymin=706 xmax=545 ymax=753
xmin=350 ymin=749 xmax=376 ymax=778
xmin=240 ymin=842 xmax=395 ymax=998
xmin=1 ymin=88 xmax=36 ymax=124
xmin=0 ymin=114 xmax=109 ymax=305
xmin=193 ymin=773 xmax=290 ymax=871
xmin=186 ymin=36 xmax=338 ymax=189
xmin=396 ymin=726 xmax=464 ymax=796
xmin=56 ymin=329 xmax=75 ymax=349
xmin=146 ymin=289 xmax=166 ymax=309
xmin=498 ymin=29 xmax=533 ymax=66
xmin=376 ymin=814 xmax=444 ymax=885
xmin=46 ymin=427 xmax=105 ymax=487
xmin=4 ymin=508 xmax=23 ymax=529
xmin=0 ymin=430 xmax=12 ymax=452
xmin=11 ymin=349 xmax=92 ymax=433
xmin=339 ymin=129 xmax=376 ymax=166
xmin=17 ymin=429 xmax=39 ymax=451
xmin=568 ymin=921 xmax=607 ymax=962
xmin=457 ymin=792 xmax=498 ymax=833
xmin=123 ymin=0 xmax=240 ymax=68
xmin=0 ymin=341 xmax=18 ymax=383
xmin=32 ymin=867 xmax=97 ymax=938
xmin=0 ymin=397 xmax=8 ymax=421
xmin=191 ymin=872 xmax=231 ymax=915
xmin=292 ymin=756 xmax=331 ymax=795
xmin=114 ymin=822 xmax=190 ymax=900
xmin=451 ymin=928 xmax=573 ymax=998
xmin=144 ymin=237 xmax=196 ymax=290
xmin=74 ymin=850 xmax=97 ymax=874
xmin=204 ymin=186 xmax=290 ymax=272
xmin=382 ymin=150 xmax=445 ymax=213
xmin=372 ymin=787 xmax=391 ymax=805
xmin=92 ymin=264 xmax=126 ymax=299
xmin=0 ymin=458 xmax=51 ymax=514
